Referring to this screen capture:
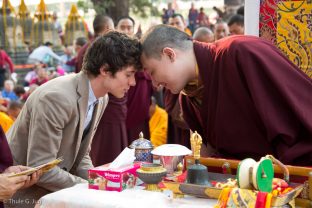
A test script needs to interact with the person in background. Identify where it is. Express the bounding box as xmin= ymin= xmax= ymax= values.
xmin=13 ymin=85 xmax=25 ymax=101
xmin=0 ymin=101 xmax=23 ymax=133
xmin=140 ymin=25 xmax=312 ymax=164
xmin=193 ymin=27 xmax=215 ymax=43
xmin=27 ymin=42 xmax=63 ymax=66
xmin=52 ymin=11 xmax=63 ymax=42
xmin=24 ymin=64 xmax=41 ymax=86
xmin=60 ymin=45 xmax=74 ymax=73
xmin=237 ymin=5 xmax=244 ymax=16
xmin=29 ymin=67 xmax=49 ymax=86
xmin=169 ymin=14 xmax=192 ymax=36
xmin=166 ymin=3 xmax=175 ymax=18
xmin=227 ymin=14 xmax=244 ymax=35
xmin=214 ymin=21 xmax=230 ymax=40
xmin=149 ymin=96 xmax=168 ymax=147
xmin=197 ymin=7 xmax=210 ymax=28
xmin=1 ymin=80 xmax=18 ymax=101
xmin=188 ymin=3 xmax=198 ymax=34
xmin=21 ymin=84 xmax=38 ymax=103
xmin=65 ymin=37 xmax=88 ymax=73
xmin=161 ymin=8 xmax=169 ymax=24
xmin=116 ymin=16 xmax=135 ymax=37
xmin=76 ymin=15 xmax=114 ymax=73
xmin=0 ymin=48 xmax=14 ymax=89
